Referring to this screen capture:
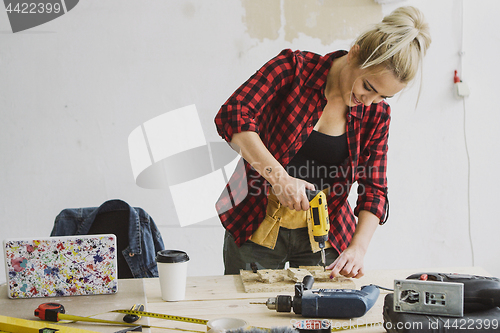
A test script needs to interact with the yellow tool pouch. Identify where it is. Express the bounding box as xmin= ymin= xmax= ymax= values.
xmin=249 ymin=190 xmax=332 ymax=252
